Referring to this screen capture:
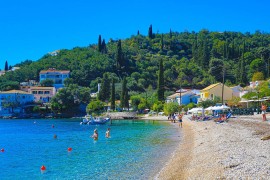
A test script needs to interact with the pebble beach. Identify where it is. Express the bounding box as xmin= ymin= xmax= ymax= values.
xmin=143 ymin=114 xmax=270 ymax=179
